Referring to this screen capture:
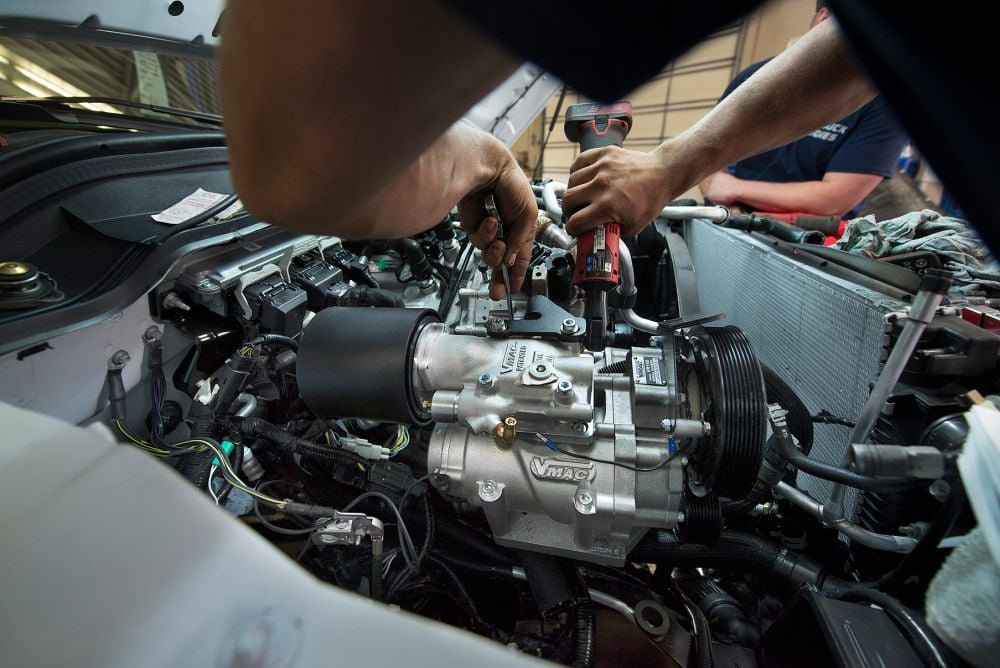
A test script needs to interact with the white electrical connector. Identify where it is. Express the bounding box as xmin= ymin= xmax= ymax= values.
xmin=339 ymin=436 xmax=390 ymax=461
